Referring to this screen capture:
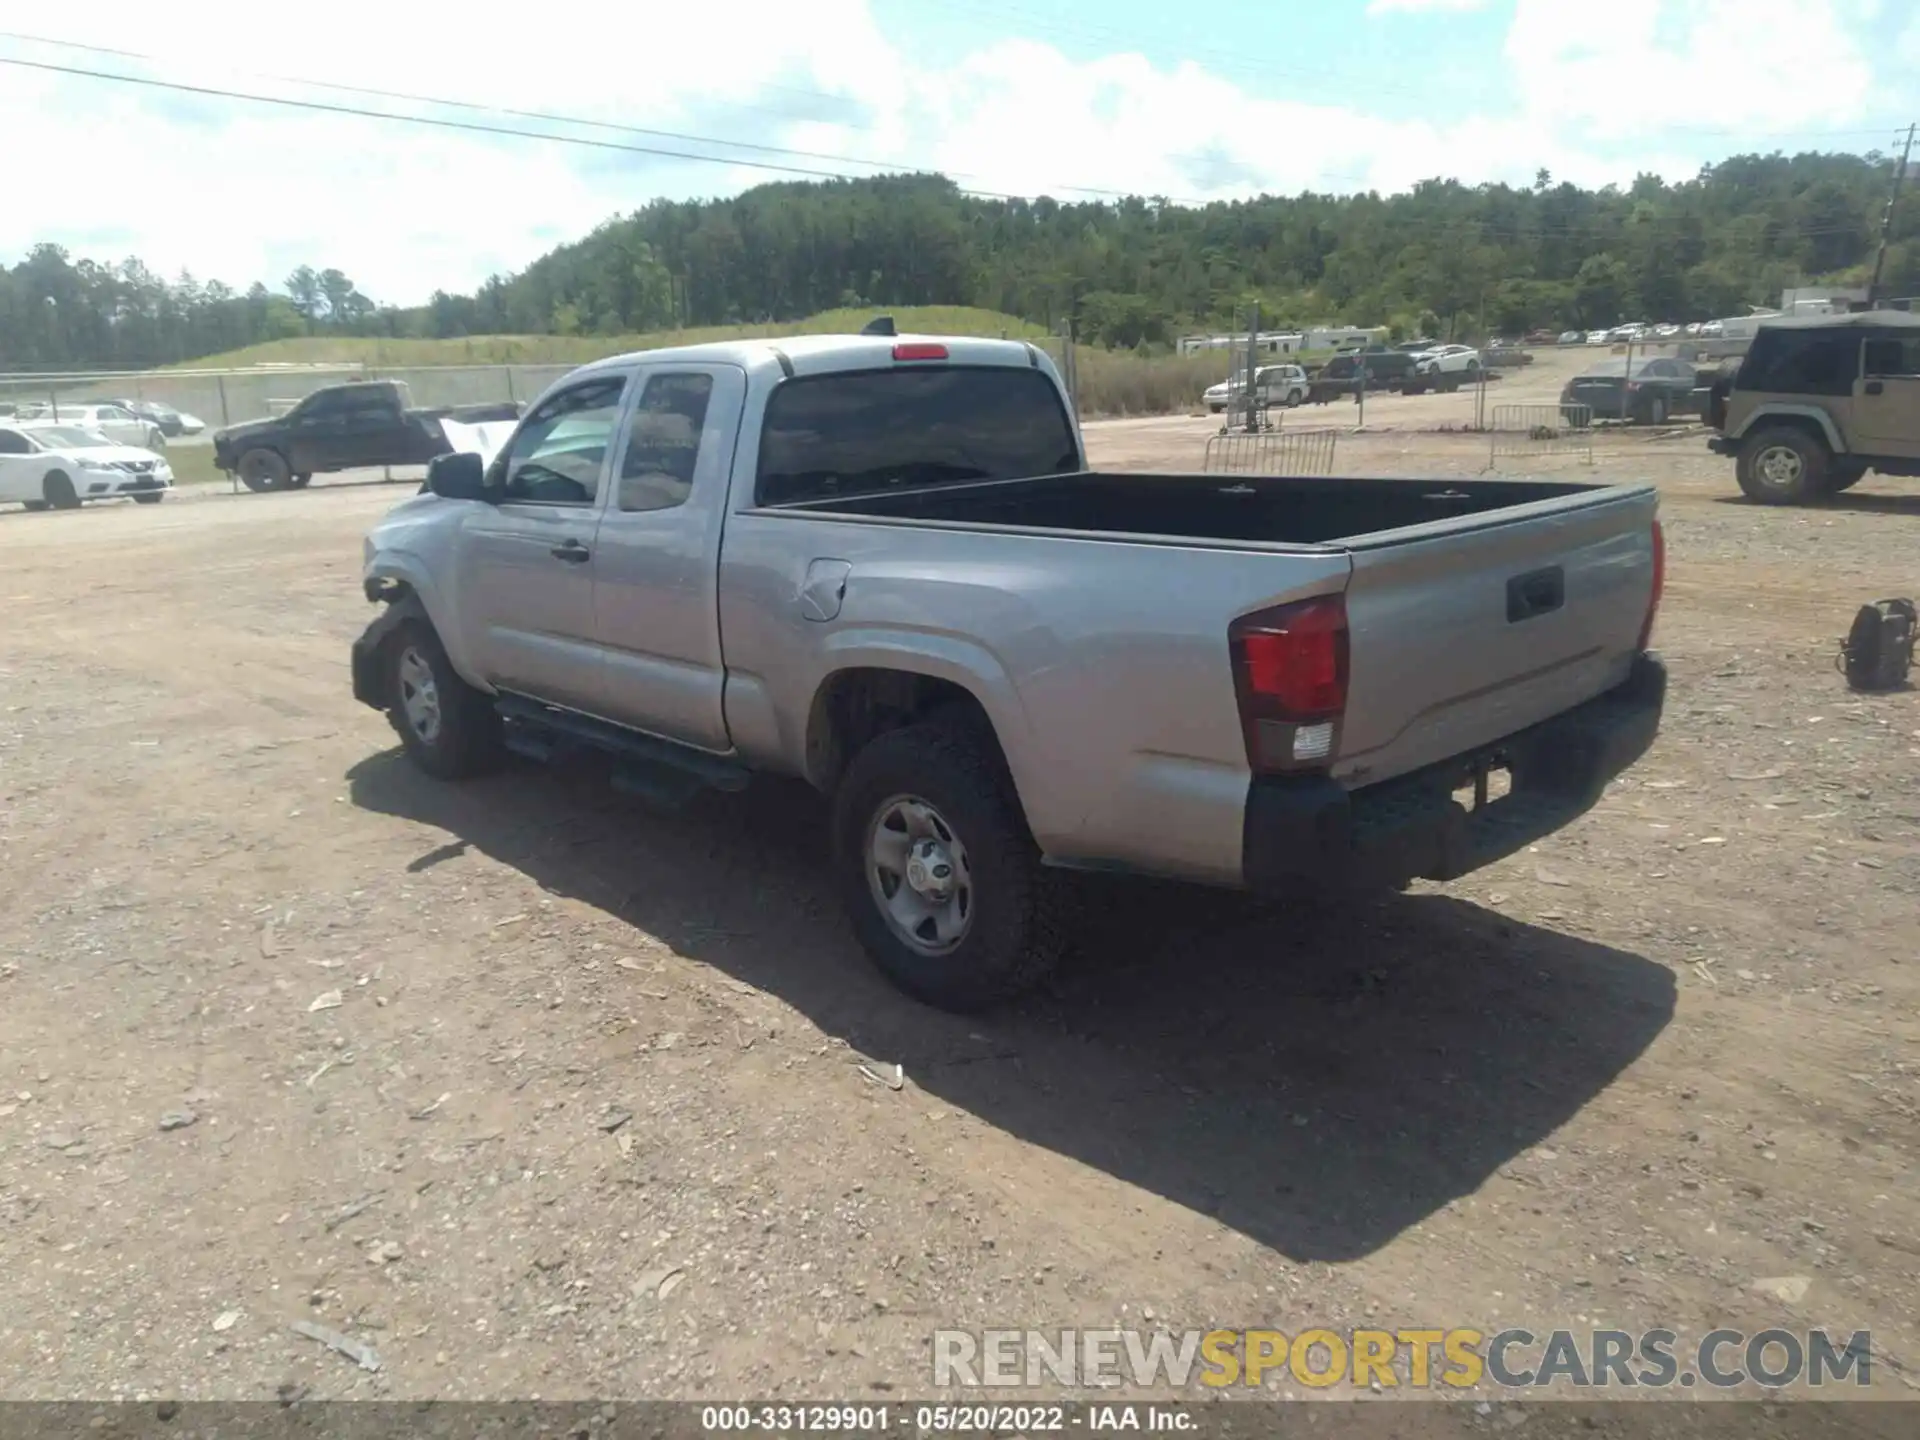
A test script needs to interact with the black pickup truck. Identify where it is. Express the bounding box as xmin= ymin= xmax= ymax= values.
xmin=212 ymin=380 xmax=521 ymax=492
